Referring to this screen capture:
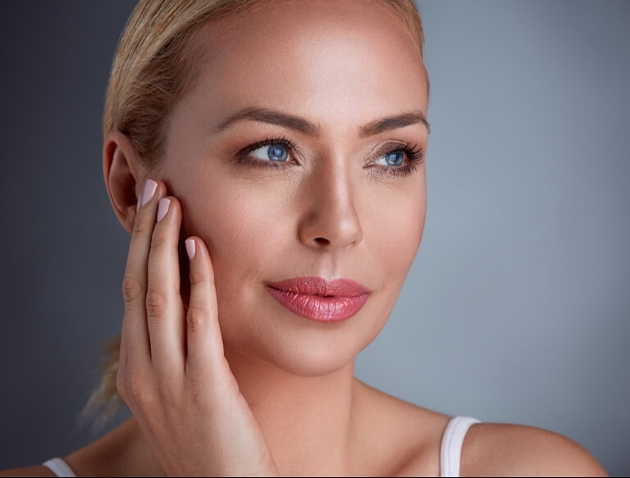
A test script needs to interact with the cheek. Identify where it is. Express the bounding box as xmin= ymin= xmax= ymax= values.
xmin=354 ymin=185 xmax=426 ymax=347
xmin=178 ymin=175 xmax=297 ymax=327
xmin=182 ymin=180 xmax=284 ymax=278
xmin=365 ymin=181 xmax=426 ymax=289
